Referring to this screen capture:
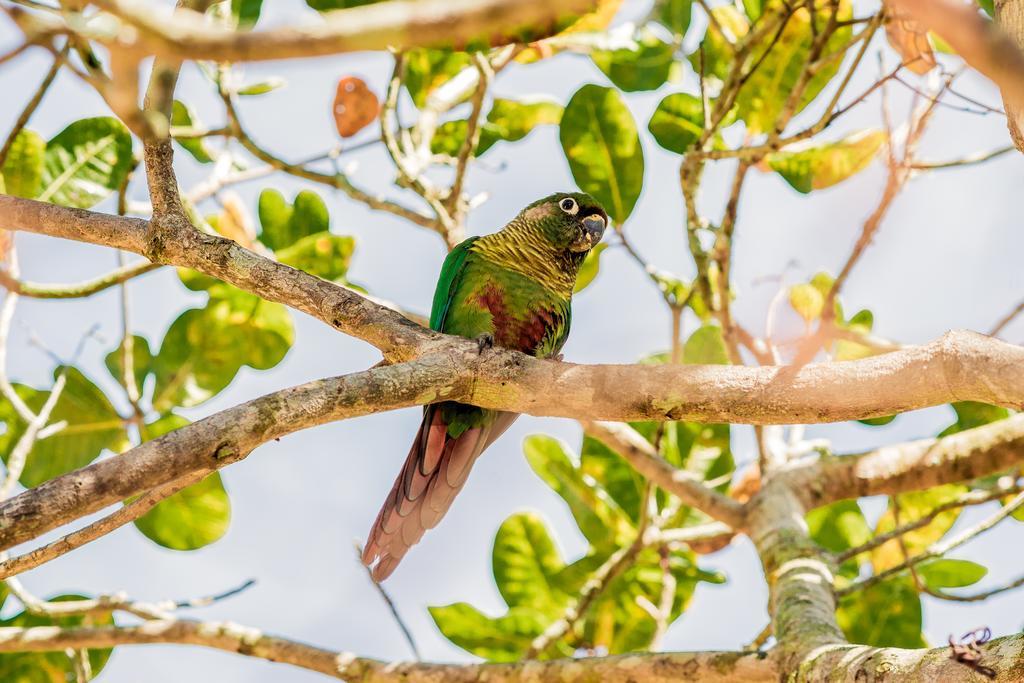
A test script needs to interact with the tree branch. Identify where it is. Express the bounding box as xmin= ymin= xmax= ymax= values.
xmin=795 ymin=414 xmax=1024 ymax=509
xmin=583 ymin=421 xmax=747 ymax=529
xmin=0 ymin=618 xmax=774 ymax=681
xmin=0 ymin=260 xmax=159 ymax=299
xmin=38 ymin=0 xmax=600 ymax=62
